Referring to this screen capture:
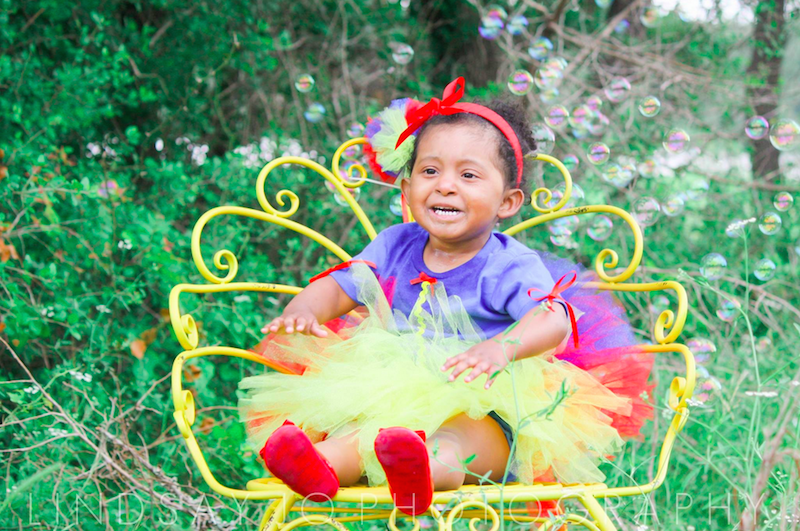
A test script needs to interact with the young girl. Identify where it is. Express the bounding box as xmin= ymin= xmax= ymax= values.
xmin=238 ymin=77 xmax=654 ymax=517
